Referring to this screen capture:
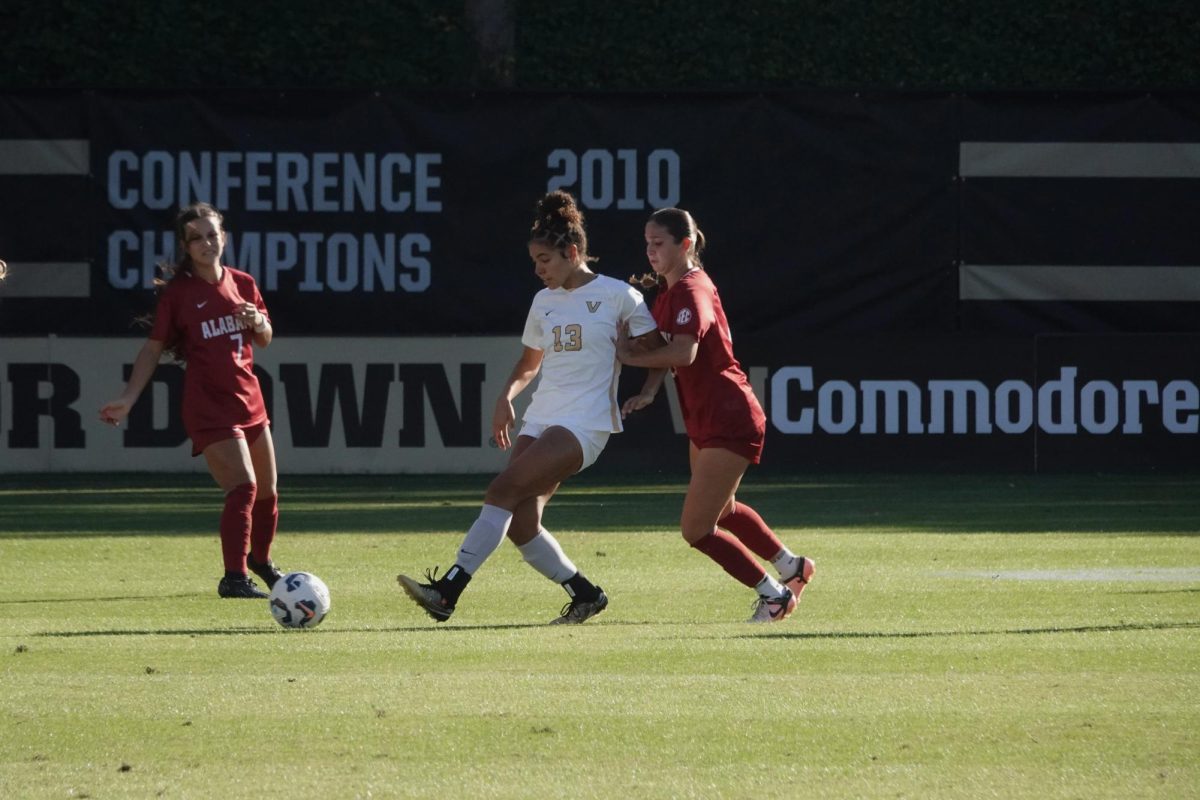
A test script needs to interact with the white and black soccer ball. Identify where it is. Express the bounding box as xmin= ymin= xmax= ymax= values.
xmin=268 ymin=572 xmax=331 ymax=629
